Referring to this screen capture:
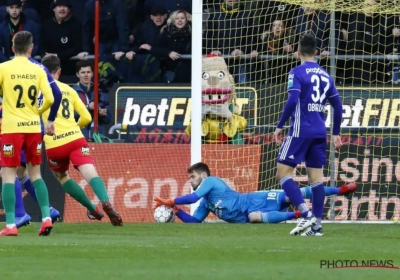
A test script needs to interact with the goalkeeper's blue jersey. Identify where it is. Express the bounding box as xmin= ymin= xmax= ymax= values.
xmin=193 ymin=176 xmax=285 ymax=223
